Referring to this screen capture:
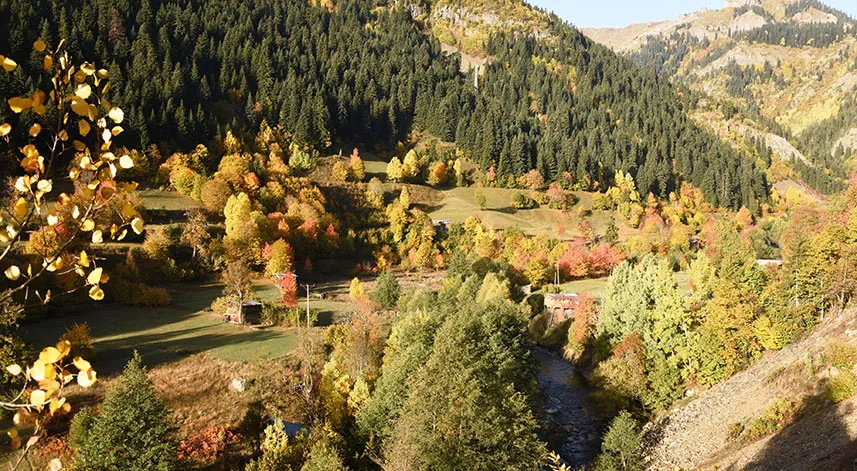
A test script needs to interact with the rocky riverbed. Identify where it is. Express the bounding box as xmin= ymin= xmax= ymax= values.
xmin=535 ymin=347 xmax=607 ymax=468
